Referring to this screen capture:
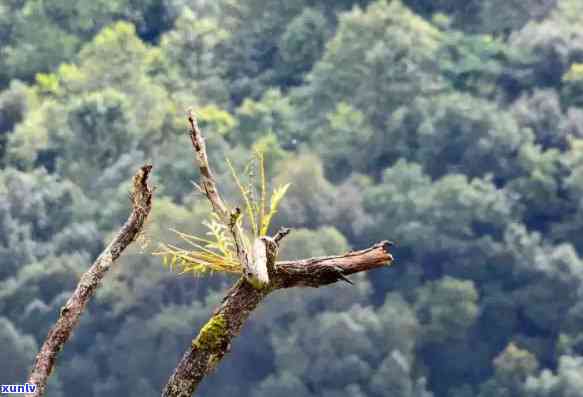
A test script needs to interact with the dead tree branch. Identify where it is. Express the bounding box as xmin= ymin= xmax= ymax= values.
xmin=273 ymin=227 xmax=292 ymax=244
xmin=162 ymin=115 xmax=394 ymax=397
xmin=274 ymin=241 xmax=393 ymax=288
xmin=163 ymin=278 xmax=268 ymax=397
xmin=27 ymin=165 xmax=154 ymax=397
xmin=163 ymin=243 xmax=392 ymax=397
xmin=187 ymin=110 xmax=254 ymax=284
